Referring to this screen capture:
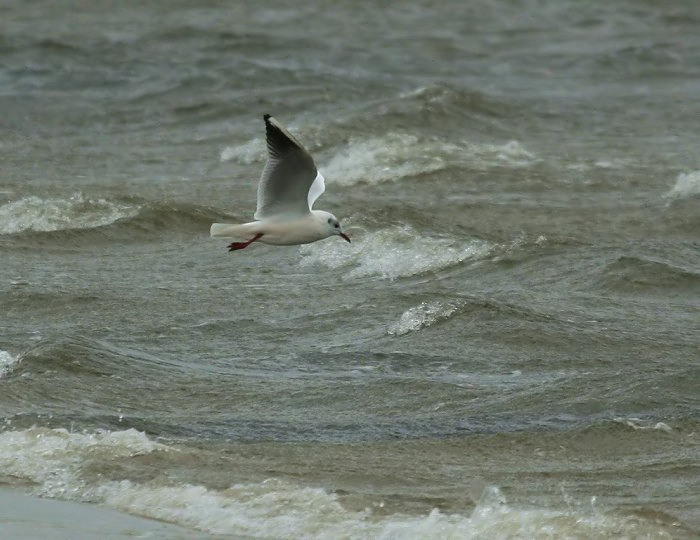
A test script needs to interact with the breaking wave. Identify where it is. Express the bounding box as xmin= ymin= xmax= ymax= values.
xmin=388 ymin=299 xmax=469 ymax=336
xmin=324 ymin=133 xmax=537 ymax=187
xmin=0 ymin=349 xmax=18 ymax=378
xmin=0 ymin=194 xmax=139 ymax=234
xmin=0 ymin=426 xmax=681 ymax=539
xmin=298 ymin=224 xmax=493 ymax=280
xmin=221 ymin=131 xmax=538 ymax=188
xmin=0 ymin=194 xmax=220 ymax=242
xmin=664 ymin=170 xmax=700 ymax=199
